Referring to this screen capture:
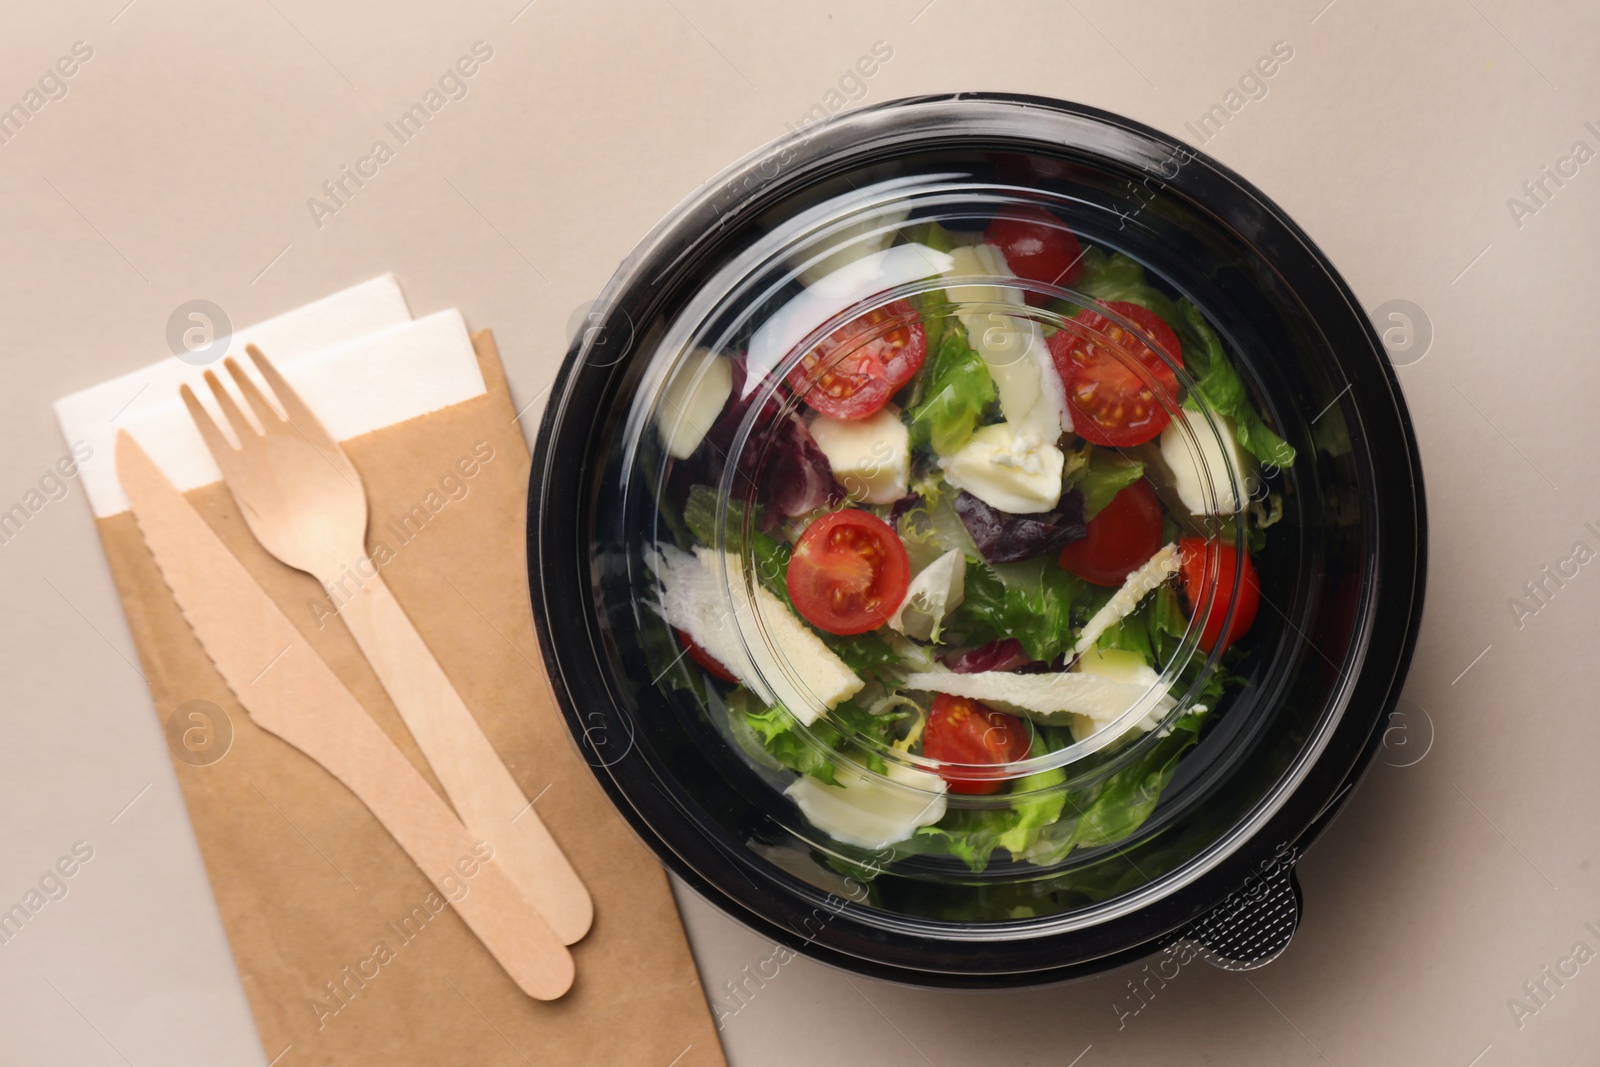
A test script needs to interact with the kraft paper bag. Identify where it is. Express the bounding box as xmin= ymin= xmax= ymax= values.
xmin=96 ymin=329 xmax=726 ymax=1066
